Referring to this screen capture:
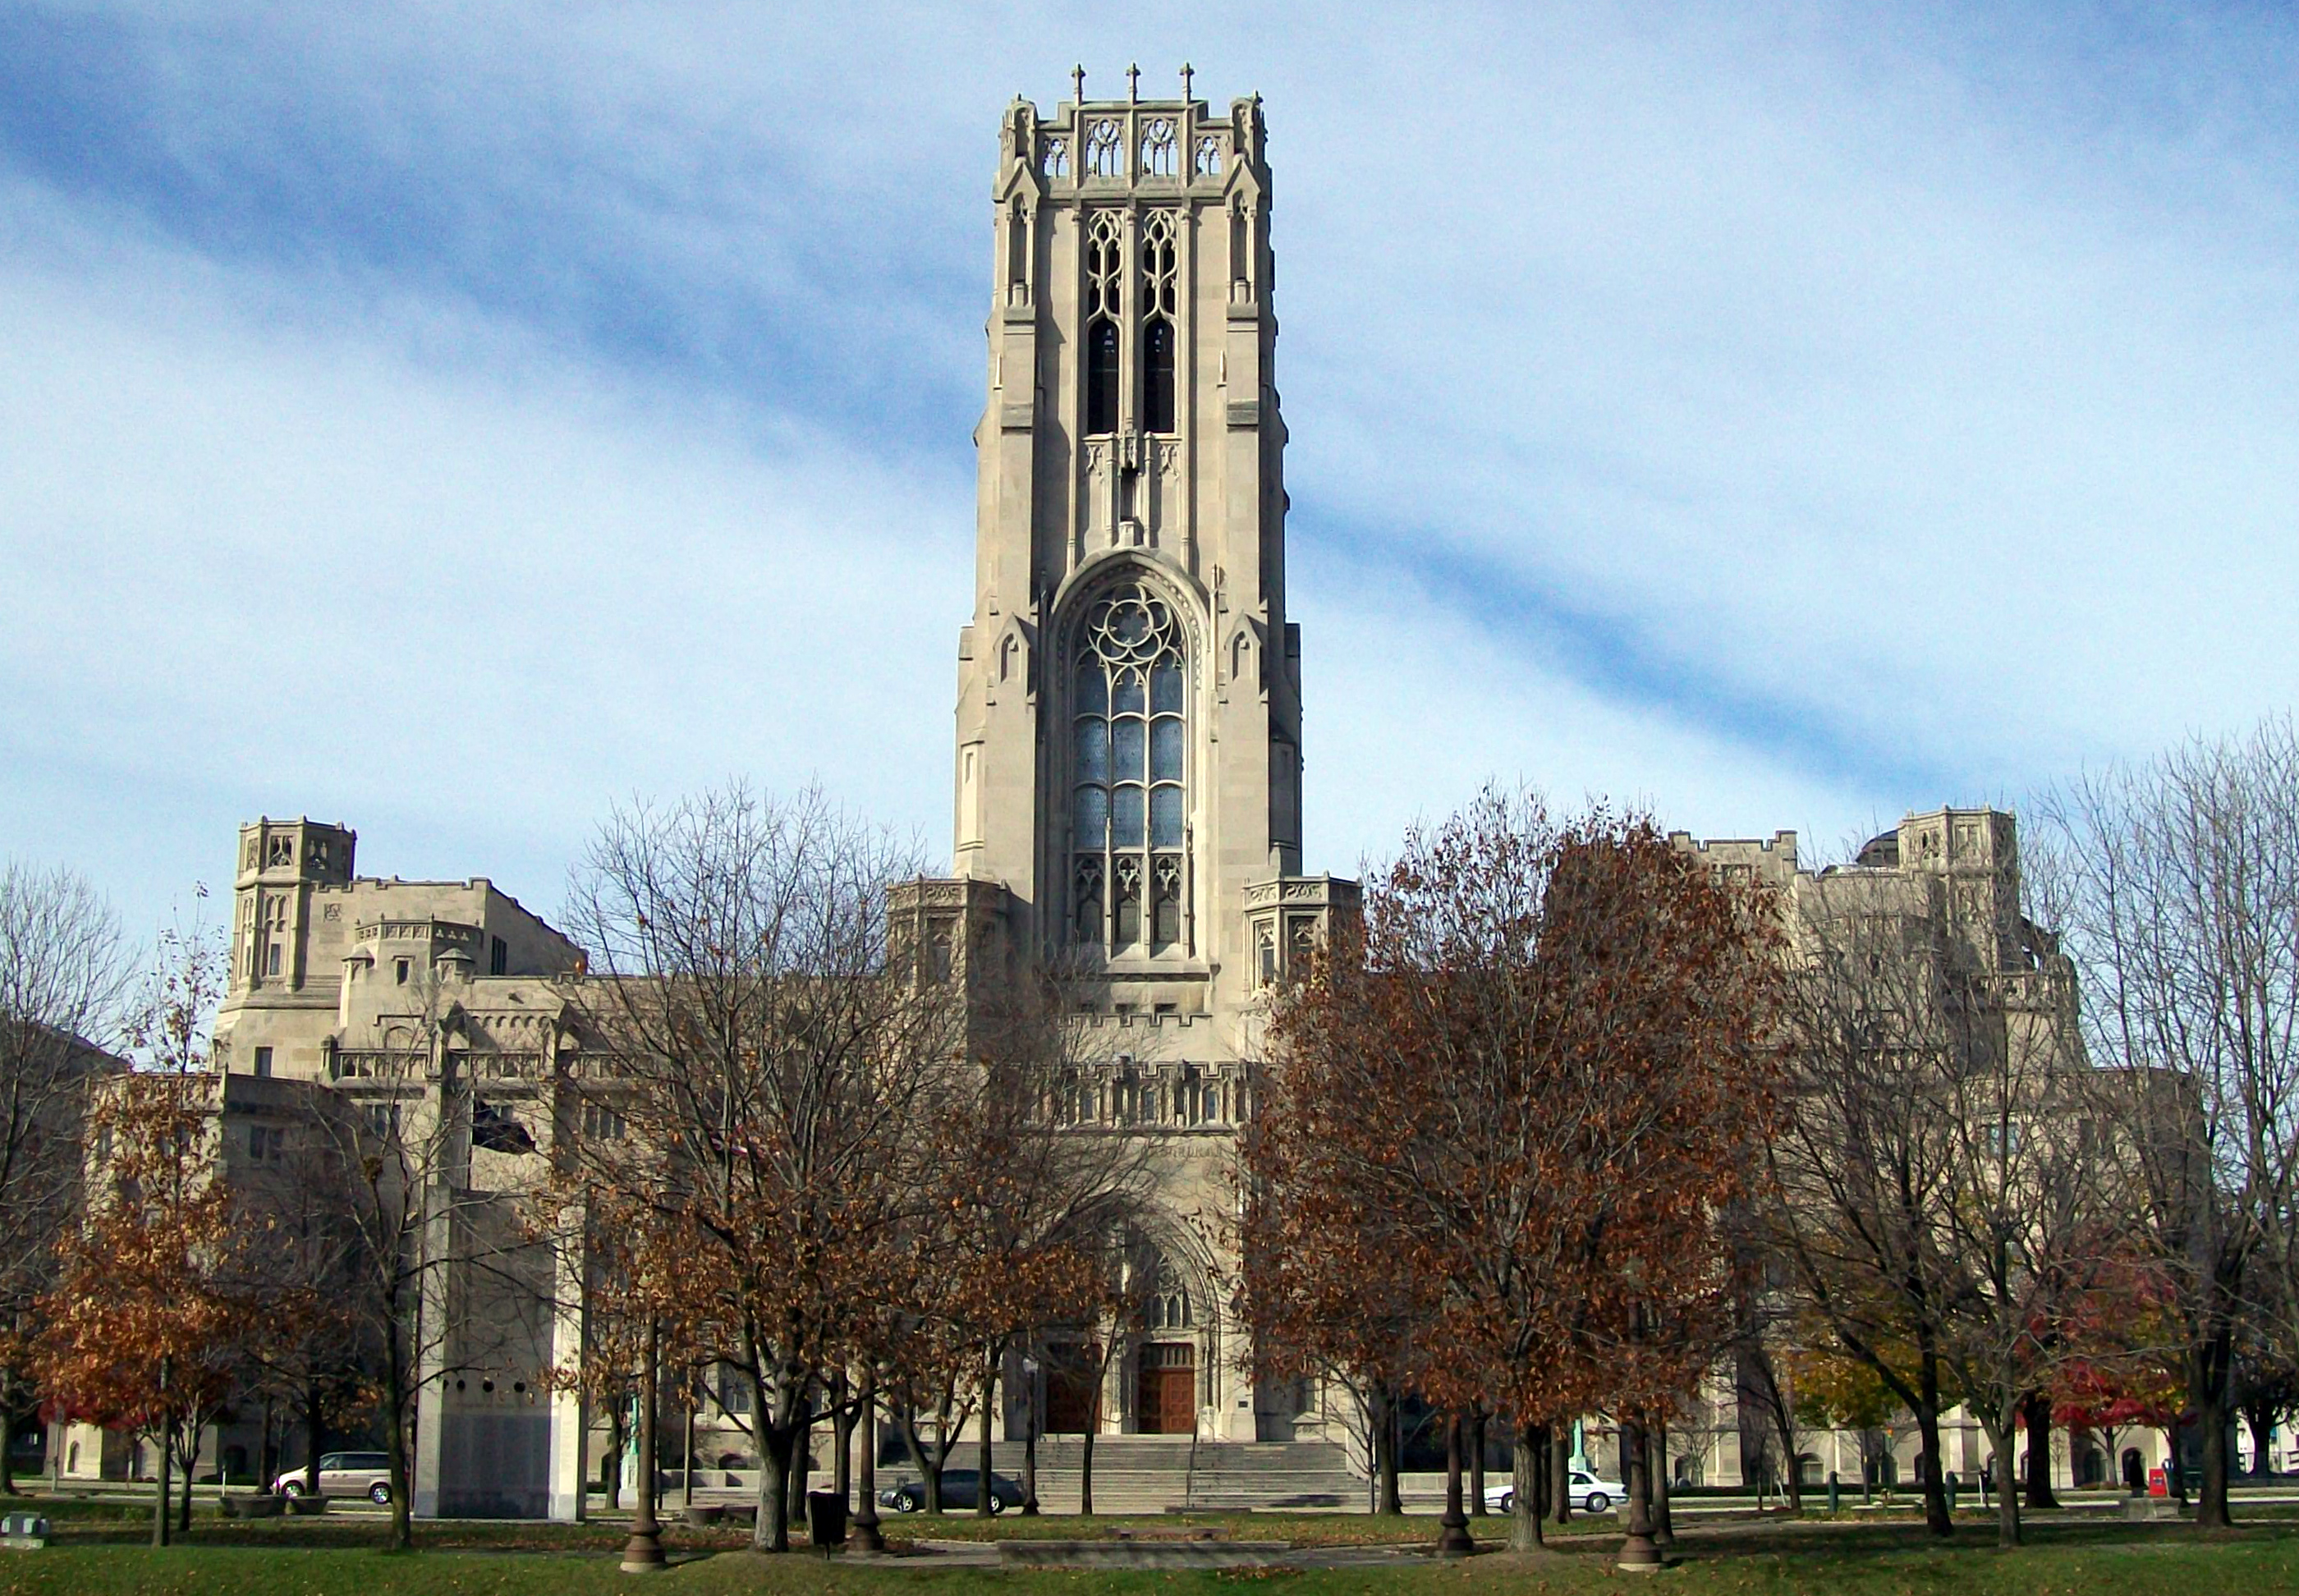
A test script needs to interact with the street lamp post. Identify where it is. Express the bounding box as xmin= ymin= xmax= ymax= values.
xmin=1436 ymin=1409 xmax=1475 ymax=1557
xmin=620 ymin=1317 xmax=667 ymax=1572
xmin=1617 ymin=1411 xmax=1663 ymax=1571
xmin=851 ymin=1368 xmax=884 ymax=1553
